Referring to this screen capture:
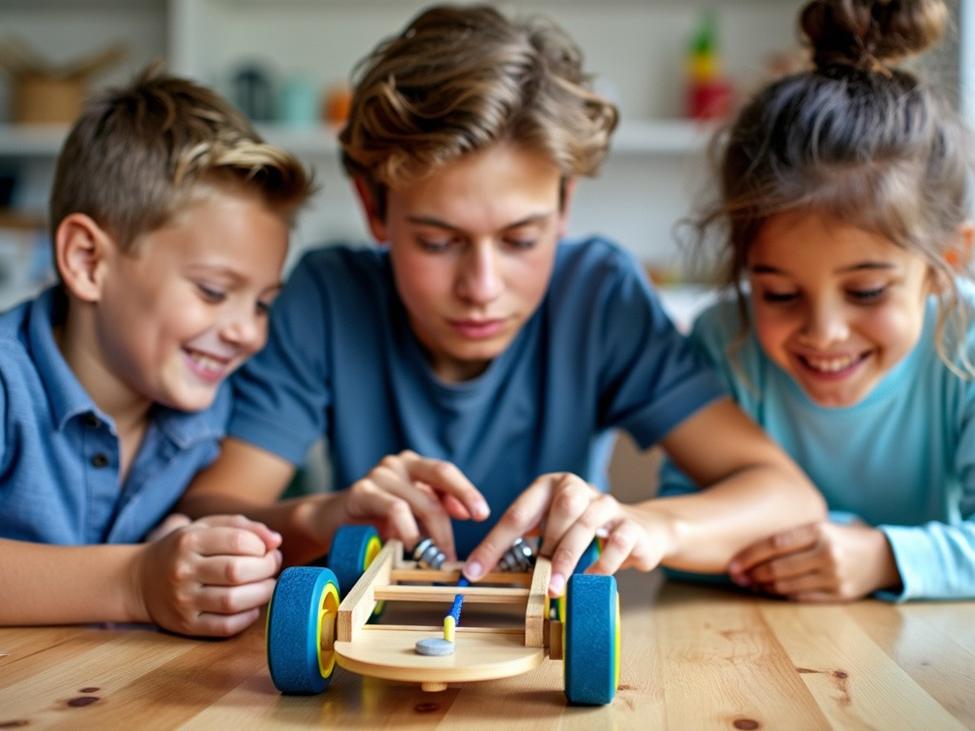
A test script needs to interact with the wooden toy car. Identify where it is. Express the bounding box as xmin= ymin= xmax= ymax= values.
xmin=266 ymin=525 xmax=620 ymax=705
